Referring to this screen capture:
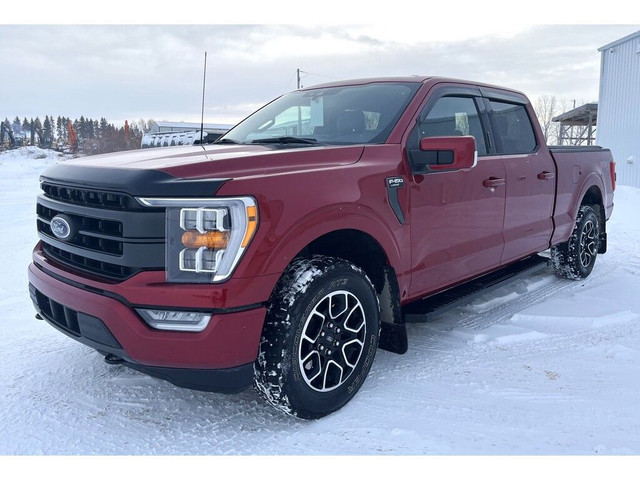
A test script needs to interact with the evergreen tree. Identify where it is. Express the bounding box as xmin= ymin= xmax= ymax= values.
xmin=43 ymin=116 xmax=53 ymax=146
xmin=100 ymin=117 xmax=109 ymax=138
xmin=56 ymin=116 xmax=63 ymax=141
xmin=33 ymin=117 xmax=43 ymax=146
xmin=73 ymin=119 xmax=80 ymax=140
xmin=29 ymin=118 xmax=35 ymax=145
xmin=22 ymin=117 xmax=29 ymax=131
xmin=87 ymin=118 xmax=95 ymax=139
xmin=62 ymin=117 xmax=69 ymax=141
xmin=12 ymin=116 xmax=21 ymax=134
